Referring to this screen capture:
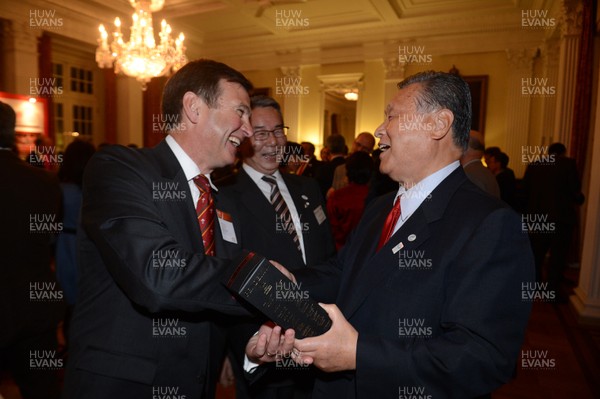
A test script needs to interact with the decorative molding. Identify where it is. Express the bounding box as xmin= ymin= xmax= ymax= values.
xmin=505 ymin=48 xmax=539 ymax=70
xmin=383 ymin=57 xmax=405 ymax=80
xmin=317 ymin=73 xmax=364 ymax=93
xmin=280 ymin=66 xmax=300 ymax=78
xmin=558 ymin=0 xmax=583 ymax=36
xmin=541 ymin=38 xmax=561 ymax=67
